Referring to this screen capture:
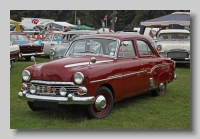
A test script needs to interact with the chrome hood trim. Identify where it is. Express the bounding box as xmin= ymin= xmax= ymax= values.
xmin=64 ymin=60 xmax=113 ymax=68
